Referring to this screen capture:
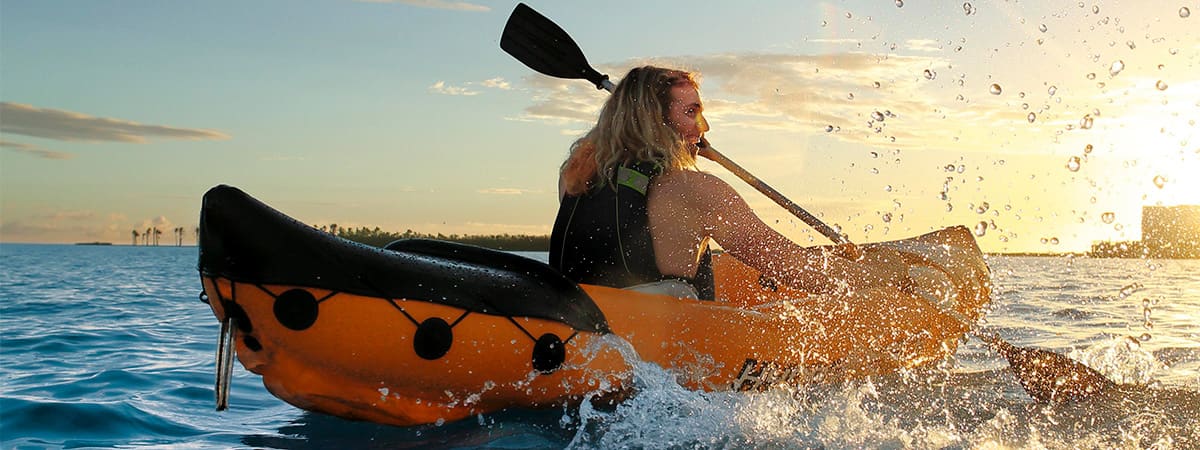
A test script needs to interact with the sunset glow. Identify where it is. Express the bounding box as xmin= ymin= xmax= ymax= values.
xmin=2 ymin=1 xmax=1196 ymax=253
